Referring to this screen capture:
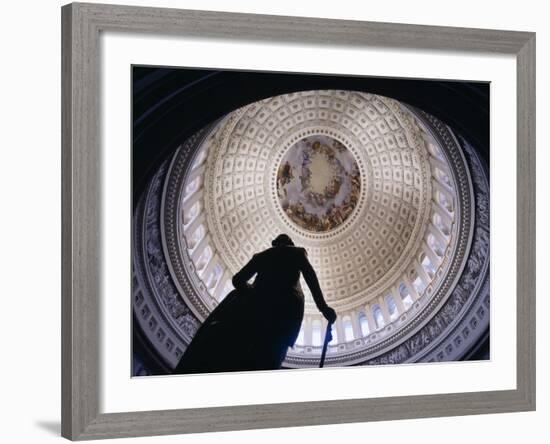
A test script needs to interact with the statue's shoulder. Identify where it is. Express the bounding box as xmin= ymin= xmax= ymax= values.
xmin=287 ymin=246 xmax=308 ymax=257
xmin=260 ymin=246 xmax=307 ymax=258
